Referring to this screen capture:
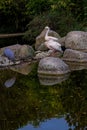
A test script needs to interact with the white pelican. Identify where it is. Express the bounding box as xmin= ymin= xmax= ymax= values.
xmin=44 ymin=26 xmax=63 ymax=54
